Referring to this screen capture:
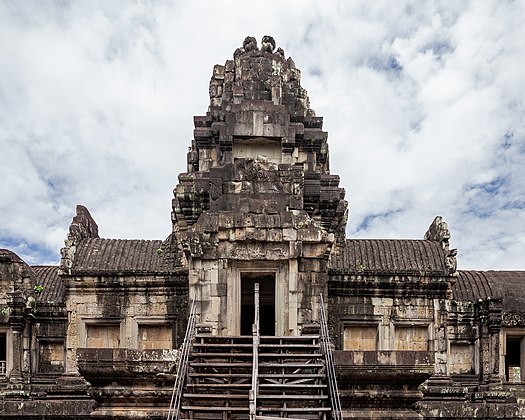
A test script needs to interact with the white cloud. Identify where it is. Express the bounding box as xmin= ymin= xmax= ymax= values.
xmin=0 ymin=0 xmax=524 ymax=269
